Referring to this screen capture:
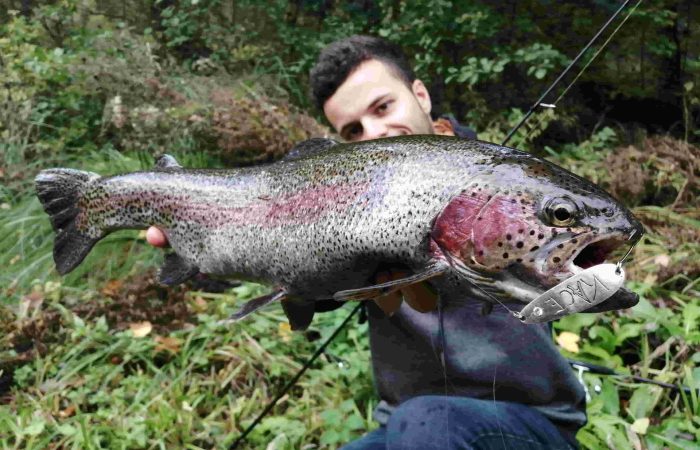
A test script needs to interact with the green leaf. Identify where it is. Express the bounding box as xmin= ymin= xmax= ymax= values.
xmin=346 ymin=414 xmax=365 ymax=431
xmin=320 ymin=409 xmax=342 ymax=426
xmin=599 ymin=379 xmax=620 ymax=416
xmin=23 ymin=417 xmax=46 ymax=436
xmin=57 ymin=423 xmax=77 ymax=436
xmin=628 ymin=385 xmax=661 ymax=419
xmin=320 ymin=429 xmax=341 ymax=445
